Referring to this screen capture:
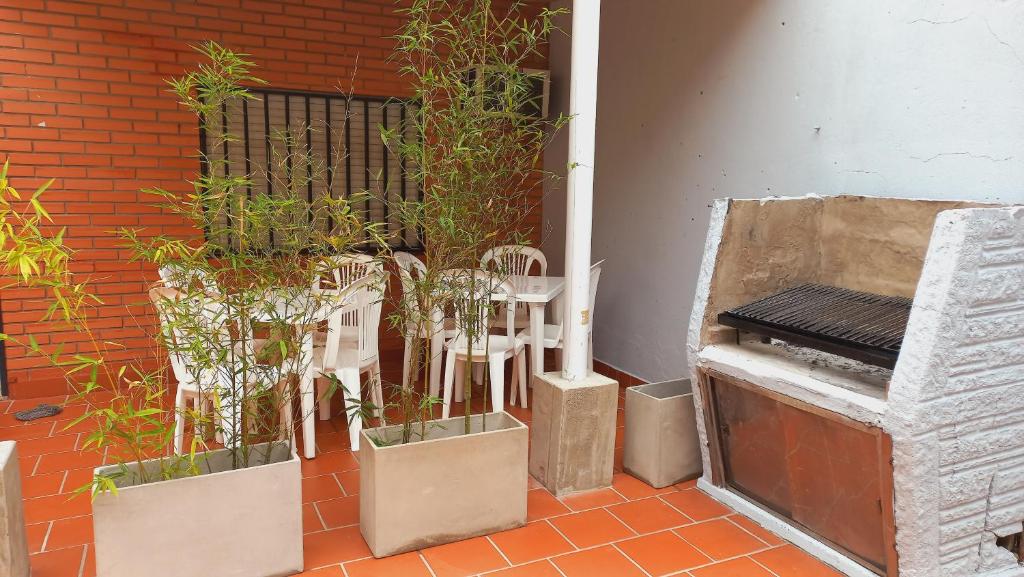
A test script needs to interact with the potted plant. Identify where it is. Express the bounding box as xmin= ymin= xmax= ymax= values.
xmin=355 ymin=0 xmax=568 ymax=558
xmin=1 ymin=43 xmax=380 ymax=577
